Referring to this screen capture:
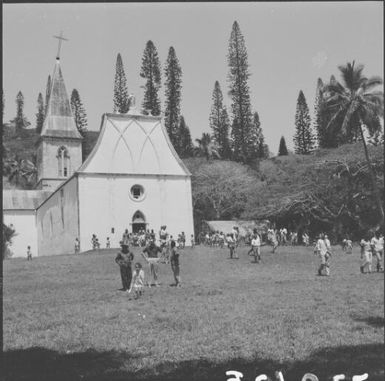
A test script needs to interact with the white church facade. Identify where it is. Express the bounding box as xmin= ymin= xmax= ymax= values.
xmin=3 ymin=57 xmax=194 ymax=257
